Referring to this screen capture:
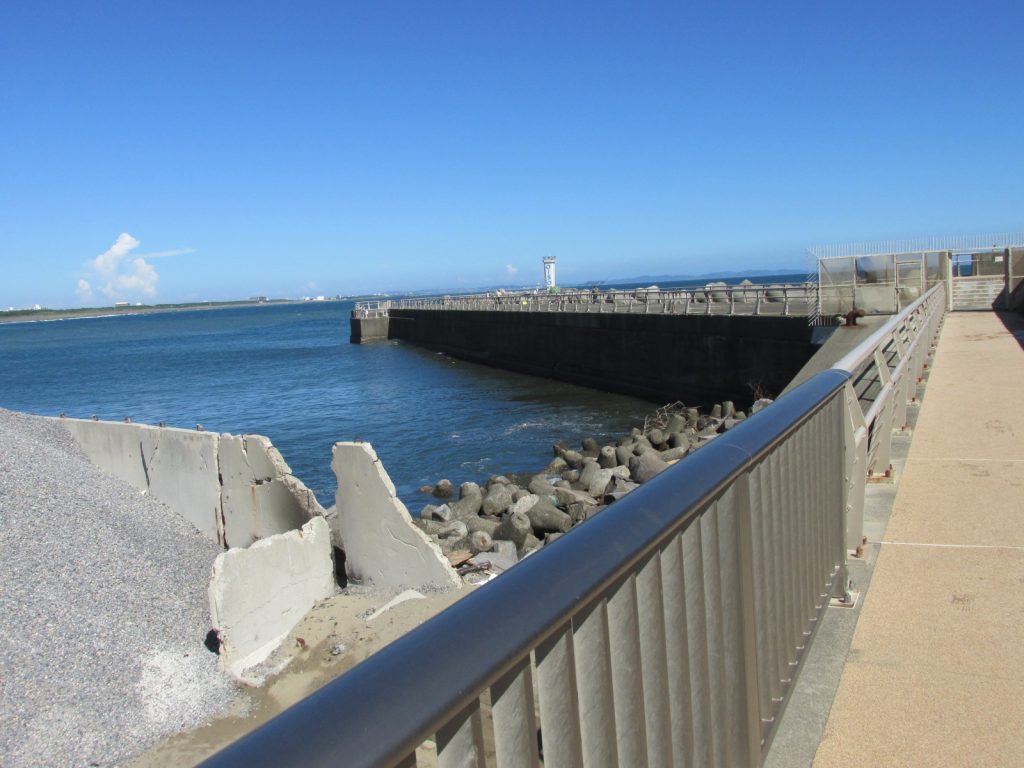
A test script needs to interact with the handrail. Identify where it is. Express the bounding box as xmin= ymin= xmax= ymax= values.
xmin=203 ymin=370 xmax=851 ymax=768
xmin=205 ymin=283 xmax=946 ymax=768
xmin=354 ymin=282 xmax=817 ymax=318
xmin=830 ymin=284 xmax=946 ymax=548
xmin=831 ymin=285 xmax=942 ymax=373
